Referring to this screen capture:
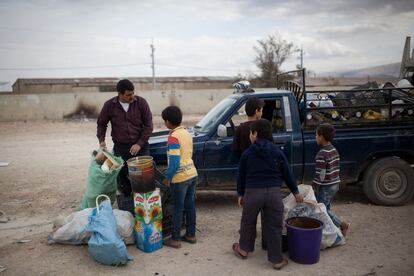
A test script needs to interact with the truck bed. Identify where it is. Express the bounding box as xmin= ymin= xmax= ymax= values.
xmin=302 ymin=85 xmax=414 ymax=129
xmin=302 ymin=123 xmax=414 ymax=184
